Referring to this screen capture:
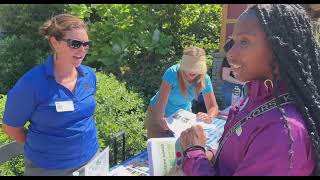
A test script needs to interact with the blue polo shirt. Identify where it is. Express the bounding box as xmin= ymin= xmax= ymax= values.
xmin=150 ymin=64 xmax=213 ymax=117
xmin=3 ymin=55 xmax=99 ymax=170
